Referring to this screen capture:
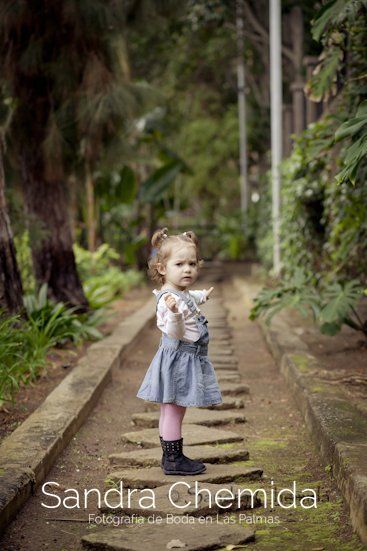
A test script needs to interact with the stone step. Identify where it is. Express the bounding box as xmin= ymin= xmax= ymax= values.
xmin=131 ymin=409 xmax=246 ymax=428
xmin=205 ymin=397 xmax=245 ymax=410
xmin=211 ymin=356 xmax=238 ymax=365
xmin=99 ymin=481 xmax=261 ymax=516
xmin=215 ymin=369 xmax=239 ymax=376
xmin=217 ymin=373 xmax=241 ymax=383
xmin=81 ymin=521 xmax=256 ymax=550
xmin=212 ymin=362 xmax=239 ymax=371
xmin=106 ymin=463 xmax=264 ymax=489
xmin=109 ymin=445 xmax=250 ymax=468
xmin=121 ymin=425 xmax=244 ymax=448
xmin=220 ymin=383 xmax=249 ymax=396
